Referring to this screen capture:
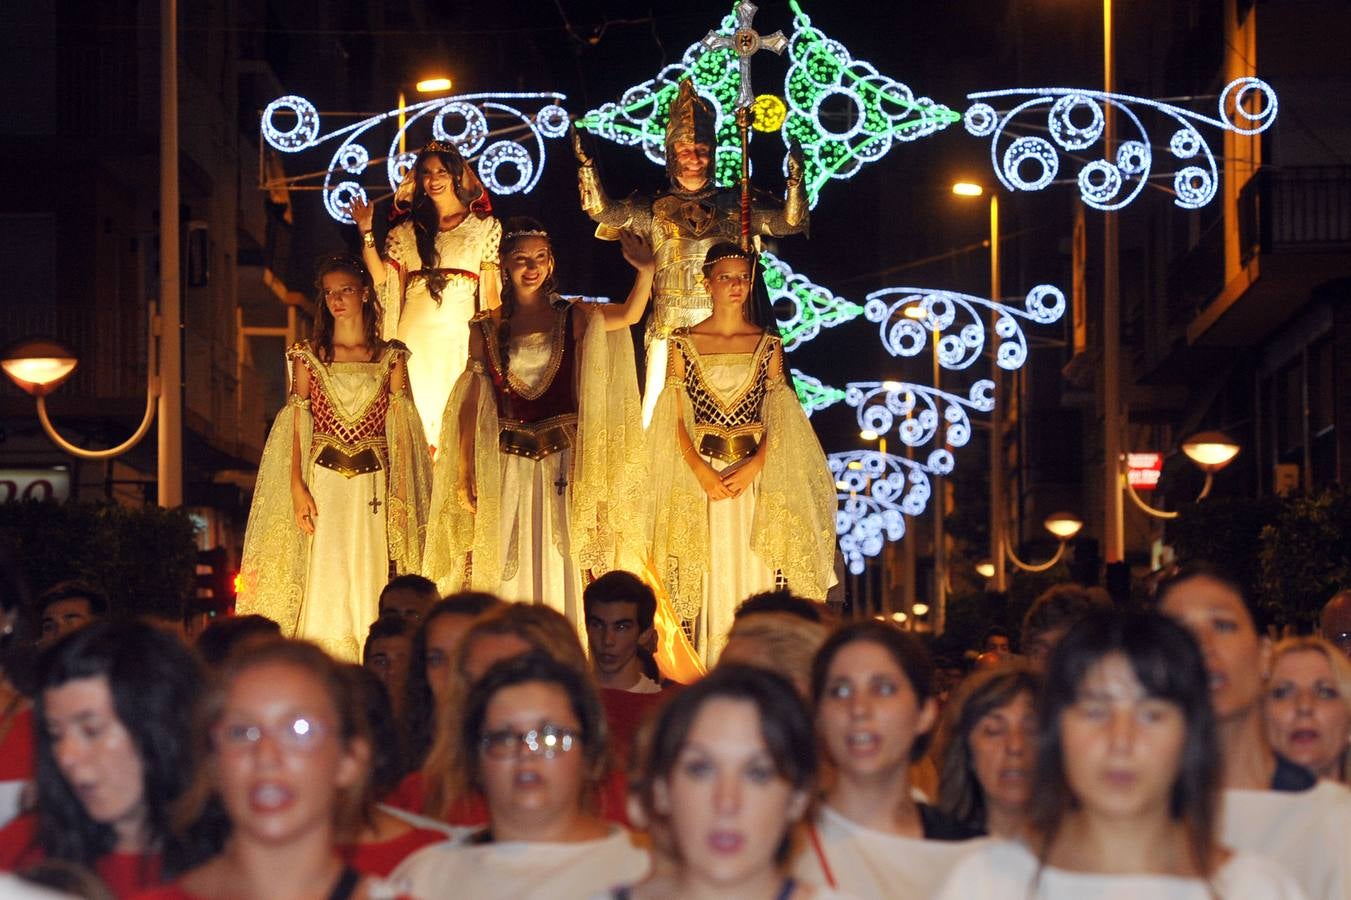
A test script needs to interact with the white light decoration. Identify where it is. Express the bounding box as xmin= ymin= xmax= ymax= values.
xmin=963 ymin=77 xmax=1278 ymax=210
xmin=830 ymin=450 xmax=934 ymax=575
xmin=762 ymin=251 xmax=862 ymax=351
xmin=574 ymin=1 xmax=958 ymax=207
xmin=260 ymin=92 xmax=570 ymax=223
xmin=863 ymin=284 xmax=1066 ymax=371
